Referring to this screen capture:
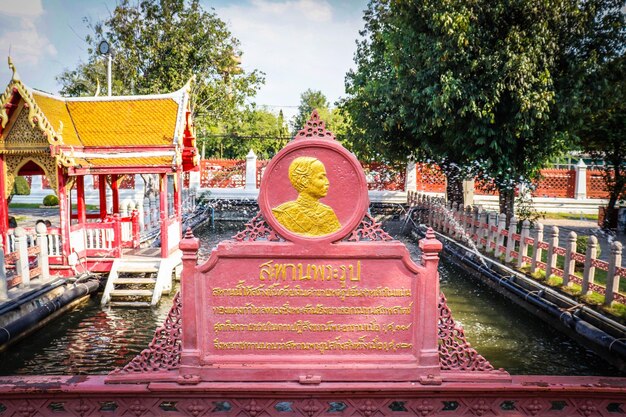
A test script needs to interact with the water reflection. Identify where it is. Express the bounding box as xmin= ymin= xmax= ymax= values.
xmin=437 ymin=258 xmax=621 ymax=375
xmin=0 ymin=220 xmax=622 ymax=376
